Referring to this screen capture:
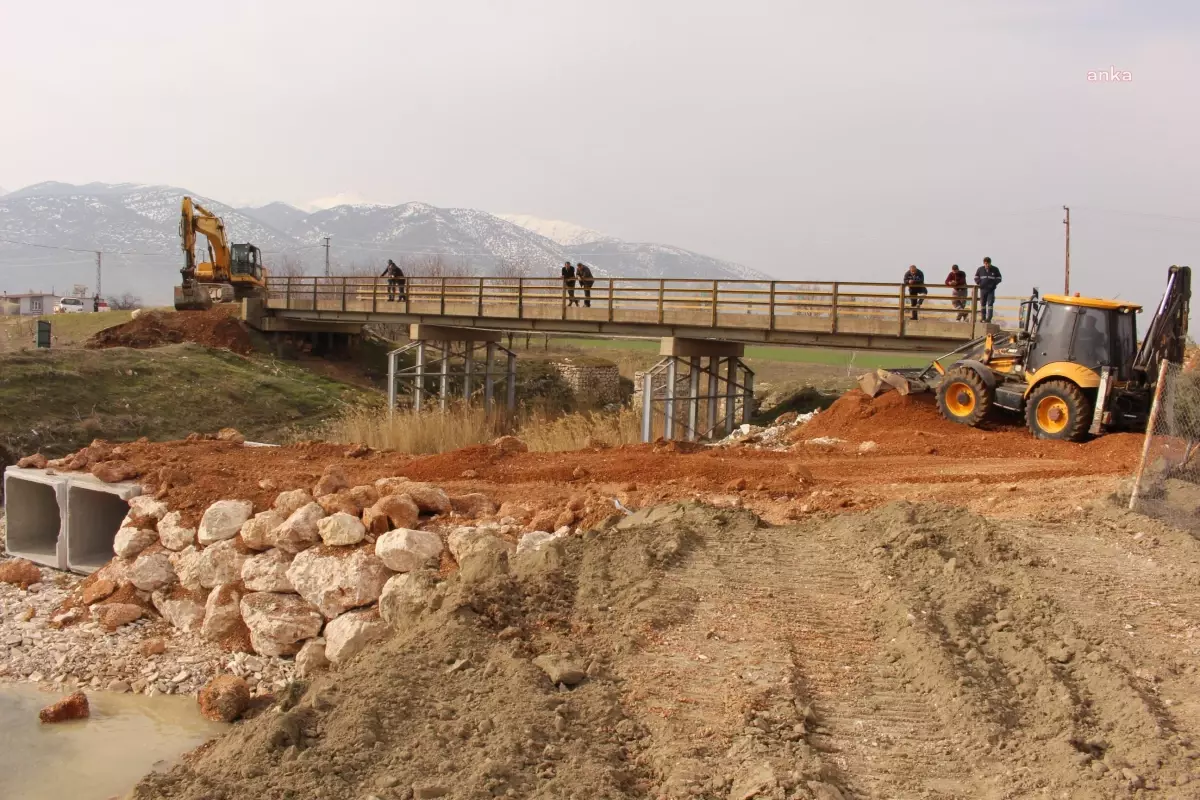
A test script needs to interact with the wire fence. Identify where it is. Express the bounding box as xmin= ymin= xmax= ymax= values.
xmin=1128 ymin=362 xmax=1200 ymax=531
